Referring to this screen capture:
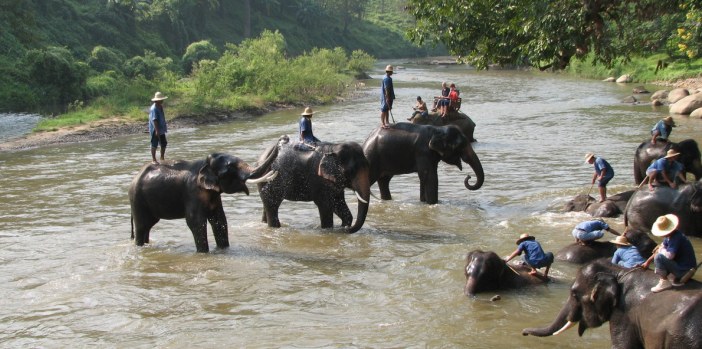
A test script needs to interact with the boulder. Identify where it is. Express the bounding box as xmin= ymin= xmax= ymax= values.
xmin=669 ymin=93 xmax=702 ymax=114
xmin=616 ymin=74 xmax=632 ymax=83
xmin=691 ymin=107 xmax=702 ymax=118
xmin=602 ymin=77 xmax=616 ymax=82
xmin=622 ymin=96 xmax=637 ymax=104
xmin=650 ymin=89 xmax=669 ymax=102
xmin=667 ymin=88 xmax=690 ymax=104
xmin=632 ymin=86 xmax=650 ymax=94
